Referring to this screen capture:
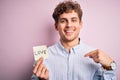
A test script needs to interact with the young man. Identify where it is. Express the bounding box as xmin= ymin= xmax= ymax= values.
xmin=32 ymin=1 xmax=116 ymax=80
